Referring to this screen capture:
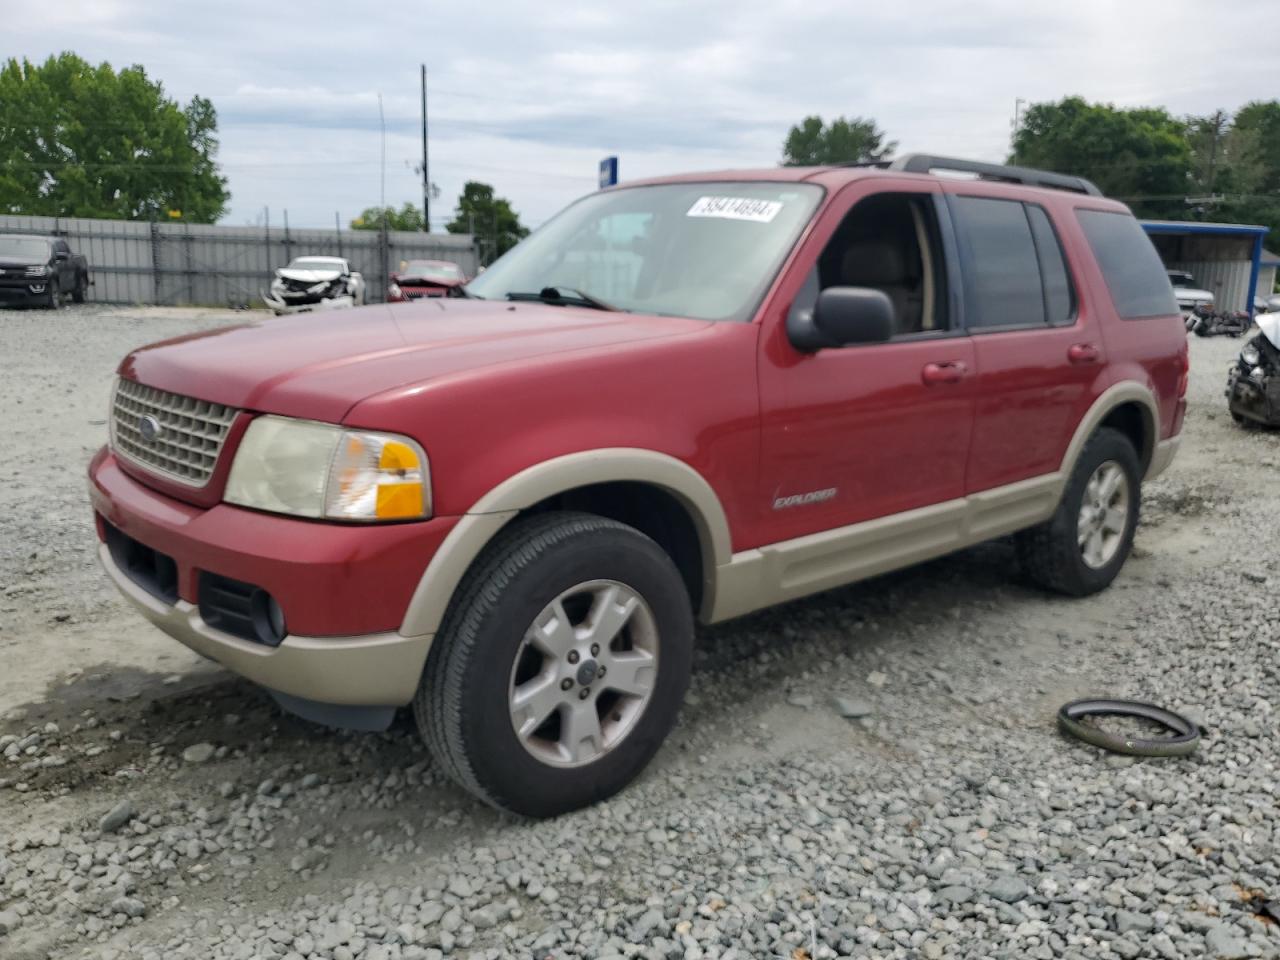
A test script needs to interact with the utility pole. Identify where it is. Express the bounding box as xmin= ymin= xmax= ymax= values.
xmin=421 ymin=64 xmax=430 ymax=233
xmin=377 ymin=92 xmax=386 ymax=228
xmin=1011 ymin=98 xmax=1026 ymax=154
xmin=1206 ymin=109 xmax=1227 ymax=195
